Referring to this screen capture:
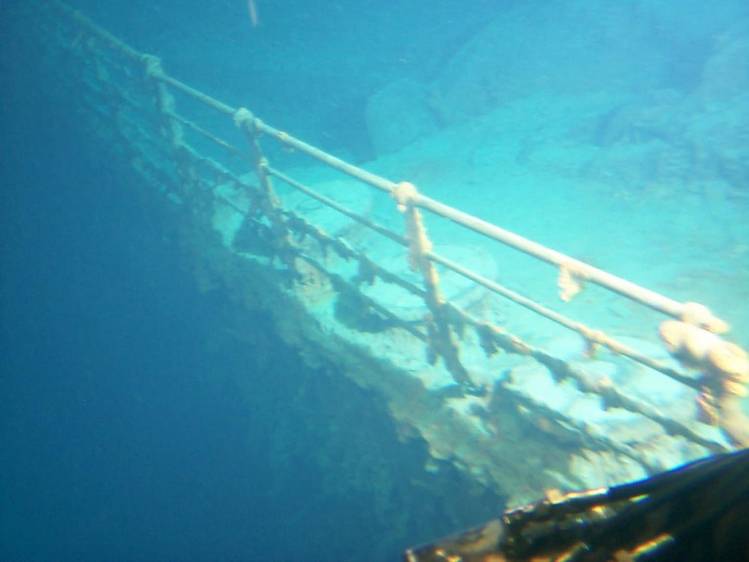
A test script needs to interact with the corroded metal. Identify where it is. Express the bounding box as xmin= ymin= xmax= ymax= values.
xmin=404 ymin=448 xmax=749 ymax=561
